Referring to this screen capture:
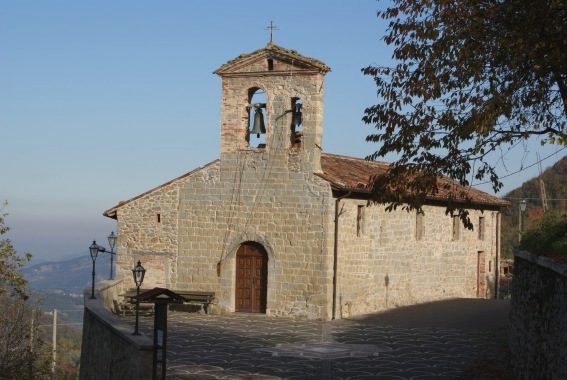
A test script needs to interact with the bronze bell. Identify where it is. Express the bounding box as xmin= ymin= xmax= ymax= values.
xmin=251 ymin=108 xmax=266 ymax=137
xmin=292 ymin=104 xmax=302 ymax=127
